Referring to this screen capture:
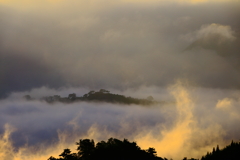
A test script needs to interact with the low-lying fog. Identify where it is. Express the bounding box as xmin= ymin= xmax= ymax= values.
xmin=1 ymin=84 xmax=240 ymax=160
xmin=1 ymin=1 xmax=240 ymax=160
